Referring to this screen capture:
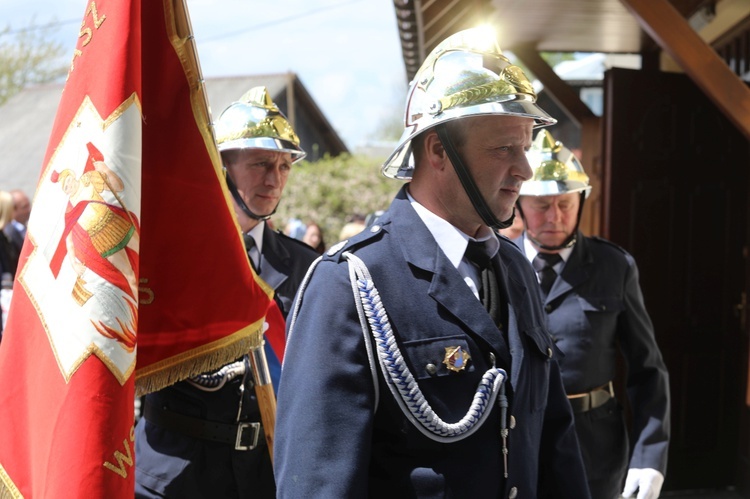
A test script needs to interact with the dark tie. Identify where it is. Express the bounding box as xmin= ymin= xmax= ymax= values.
xmin=465 ymin=240 xmax=492 ymax=270
xmin=243 ymin=233 xmax=260 ymax=273
xmin=464 ymin=240 xmax=502 ymax=326
xmin=464 ymin=240 xmax=510 ymax=370
xmin=532 ymin=252 xmax=562 ymax=296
